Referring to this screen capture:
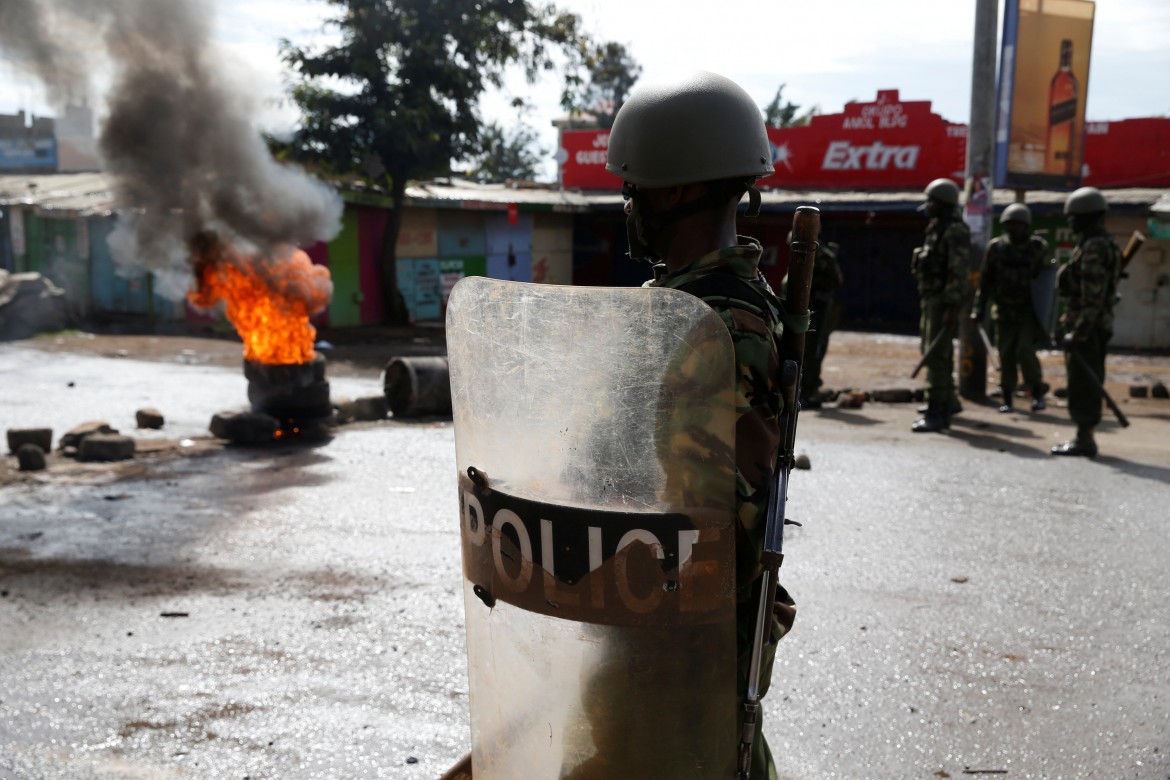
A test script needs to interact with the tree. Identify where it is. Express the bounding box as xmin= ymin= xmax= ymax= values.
xmin=464 ymin=117 xmax=548 ymax=184
xmin=576 ymin=41 xmax=641 ymax=129
xmin=278 ymin=0 xmax=585 ymax=324
xmin=763 ymin=84 xmax=817 ymax=128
